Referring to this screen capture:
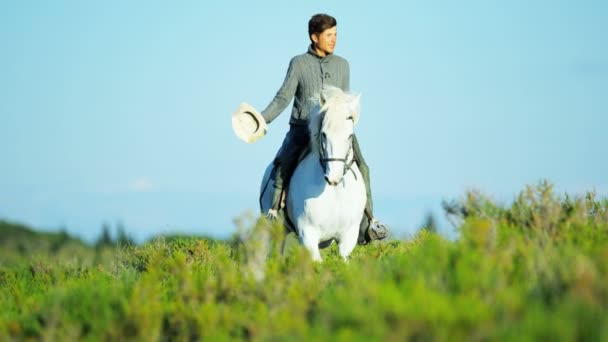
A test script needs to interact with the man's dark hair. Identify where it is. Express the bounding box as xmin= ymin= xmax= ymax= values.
xmin=308 ymin=14 xmax=337 ymax=42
